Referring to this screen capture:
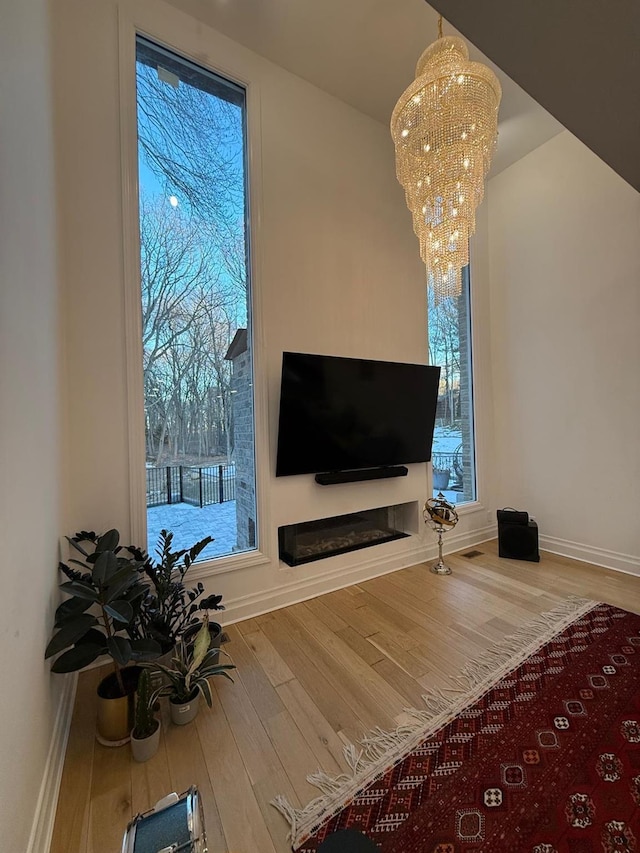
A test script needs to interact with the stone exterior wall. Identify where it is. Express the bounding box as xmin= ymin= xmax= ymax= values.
xmin=228 ymin=343 xmax=256 ymax=550
xmin=457 ymin=266 xmax=476 ymax=502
